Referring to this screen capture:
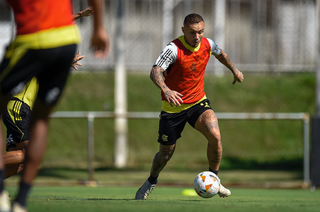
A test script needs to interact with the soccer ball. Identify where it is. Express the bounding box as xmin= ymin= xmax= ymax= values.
xmin=194 ymin=171 xmax=220 ymax=198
